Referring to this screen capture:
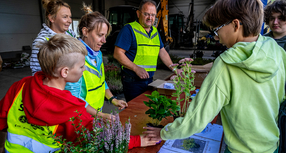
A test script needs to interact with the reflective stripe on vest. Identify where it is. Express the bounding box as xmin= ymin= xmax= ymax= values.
xmin=5 ymin=83 xmax=60 ymax=153
xmin=129 ymin=21 xmax=160 ymax=71
xmin=83 ymin=60 xmax=105 ymax=110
